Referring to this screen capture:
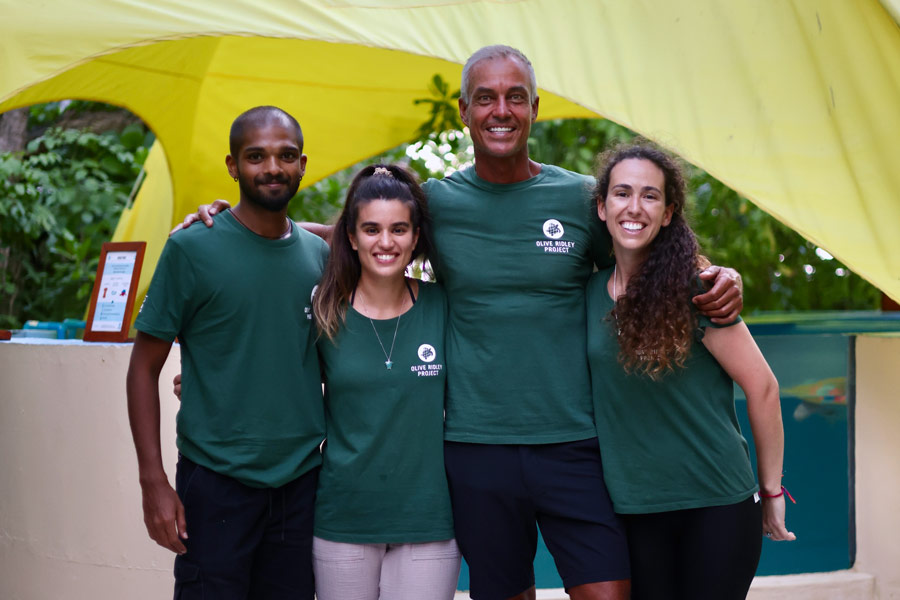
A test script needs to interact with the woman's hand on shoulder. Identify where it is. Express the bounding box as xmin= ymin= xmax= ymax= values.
xmin=169 ymin=199 xmax=233 ymax=235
